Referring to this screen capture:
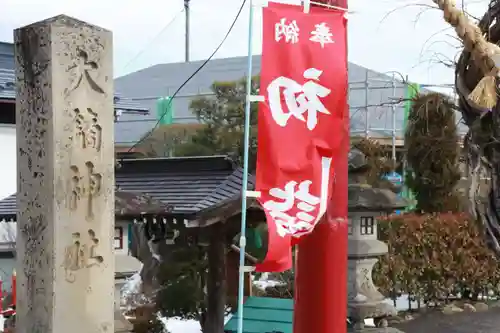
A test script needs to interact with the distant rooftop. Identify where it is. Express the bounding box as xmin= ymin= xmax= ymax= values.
xmin=0 ymin=68 xmax=148 ymax=113
xmin=114 ymin=55 xmax=468 ymax=146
